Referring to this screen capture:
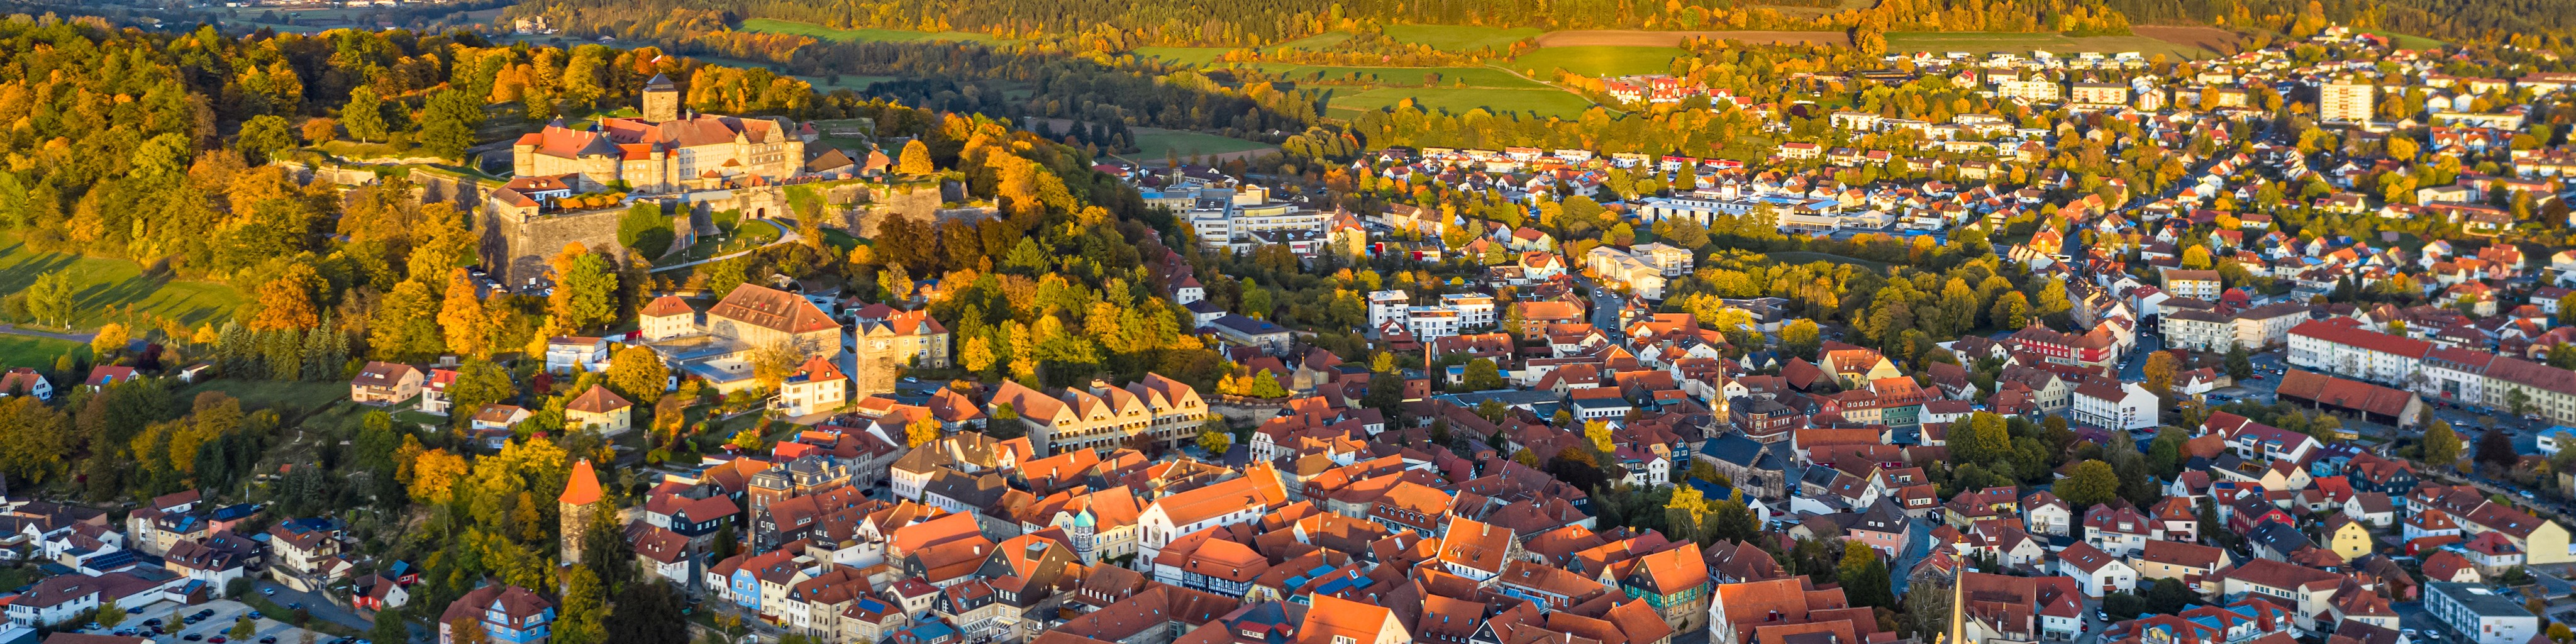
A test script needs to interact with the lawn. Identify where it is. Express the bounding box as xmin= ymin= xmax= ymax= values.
xmin=1247 ymin=64 xmax=1544 ymax=88
xmin=1327 ymin=87 xmax=1597 ymax=118
xmin=1882 ymin=31 xmax=2215 ymax=60
xmin=1126 ymin=128 xmax=1278 ymax=162
xmin=737 ymin=18 xmax=1004 ymax=43
xmin=0 ymin=335 xmax=80 ymax=369
xmin=1134 ymin=47 xmax=1235 ymax=67
xmin=1383 ymin=25 xmax=1543 ymax=52
xmin=1509 ymin=45 xmax=1684 ymax=77
xmin=0 ymin=233 xmax=248 ymax=331
xmin=797 ymin=74 xmax=902 ymax=91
